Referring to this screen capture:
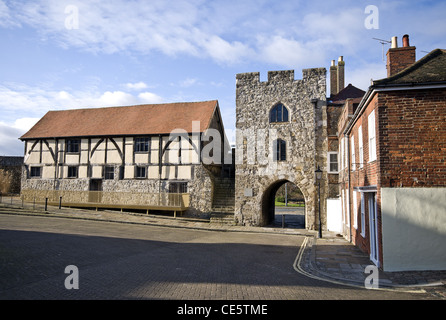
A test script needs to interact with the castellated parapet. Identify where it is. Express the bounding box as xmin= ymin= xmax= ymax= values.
xmin=235 ymin=68 xmax=328 ymax=229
